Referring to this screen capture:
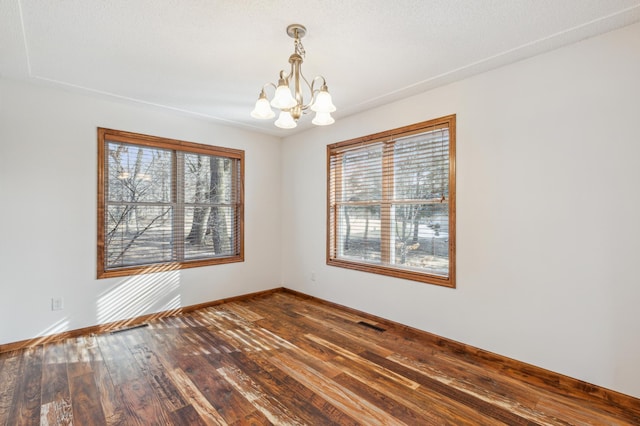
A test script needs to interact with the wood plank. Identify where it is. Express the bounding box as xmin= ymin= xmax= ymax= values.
xmin=128 ymin=340 xmax=188 ymax=413
xmin=164 ymin=341 xmax=269 ymax=424
xmin=7 ymin=346 xmax=42 ymax=426
xmin=69 ymin=372 xmax=106 ymax=425
xmin=336 ymin=368 xmax=502 ymax=426
xmin=40 ymin=399 xmax=73 ymax=426
xmin=304 ymin=333 xmax=419 ymax=389
xmin=82 ymin=334 xmax=127 ymax=426
xmin=98 ymin=333 xmax=172 ymax=424
xmin=292 ymin=297 xmax=387 ymax=333
xmin=254 ymin=318 xmax=337 ymax=363
xmin=196 ymin=307 xmax=255 ymax=333
xmin=165 ymin=367 xmax=228 ymax=426
xmin=309 ymin=337 xmax=505 ymax=425
xmin=168 ymin=404 xmax=208 ymax=426
xmin=386 ymin=352 xmax=563 ymax=425
xmin=40 ymin=342 xmax=72 ymax=426
xmin=360 ymin=350 xmax=538 ymax=425
xmin=333 ymin=372 xmax=445 ymax=426
xmin=228 ymin=351 xmax=354 ymax=426
xmin=223 ymin=301 xmax=265 ymax=322
xmin=217 ymin=364 xmax=307 ymax=425
xmin=272 ymin=351 xmax=407 ymax=425
xmin=0 ymin=351 xmax=23 ymax=425
xmin=65 ymin=336 xmax=94 ymax=379
xmin=535 ymin=394 xmax=637 ymax=425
